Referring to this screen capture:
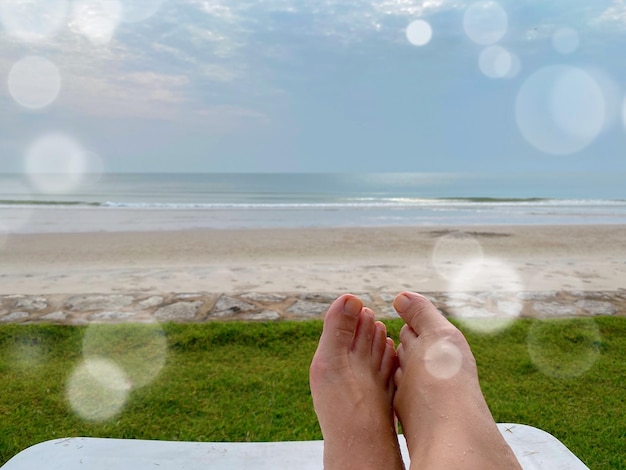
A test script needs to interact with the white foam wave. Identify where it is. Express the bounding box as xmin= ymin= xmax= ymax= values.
xmin=99 ymin=198 xmax=625 ymax=210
